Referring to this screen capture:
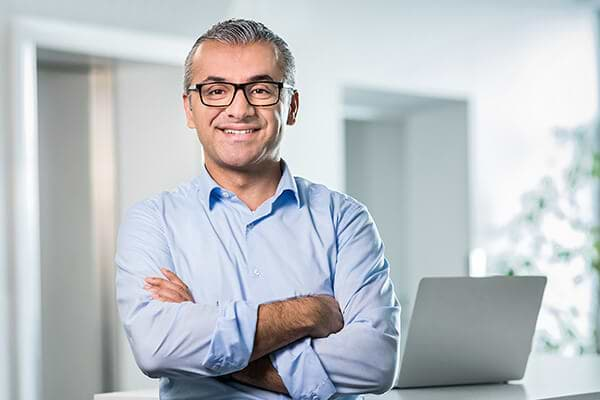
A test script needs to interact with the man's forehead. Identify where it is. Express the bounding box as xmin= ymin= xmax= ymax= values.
xmin=191 ymin=40 xmax=283 ymax=82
